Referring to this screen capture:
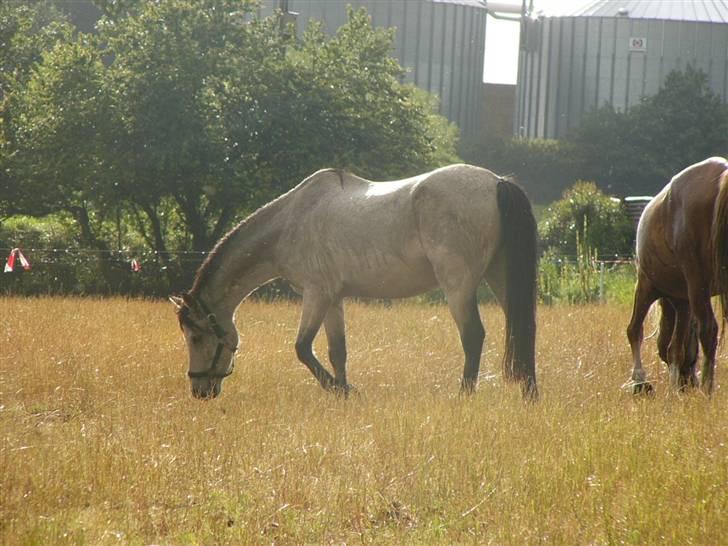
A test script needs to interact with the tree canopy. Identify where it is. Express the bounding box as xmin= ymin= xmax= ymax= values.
xmin=0 ymin=0 xmax=459 ymax=289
